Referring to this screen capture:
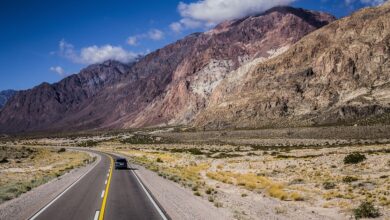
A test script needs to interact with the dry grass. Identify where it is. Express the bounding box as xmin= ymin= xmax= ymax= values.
xmin=0 ymin=146 xmax=92 ymax=203
xmin=206 ymin=171 xmax=303 ymax=201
